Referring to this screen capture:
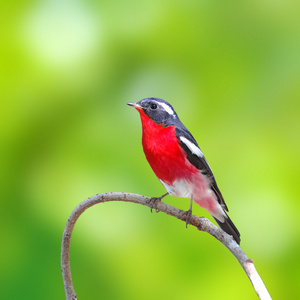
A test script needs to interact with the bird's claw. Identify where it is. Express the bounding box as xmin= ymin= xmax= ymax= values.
xmin=179 ymin=209 xmax=193 ymax=228
xmin=147 ymin=197 xmax=161 ymax=213
xmin=147 ymin=193 xmax=168 ymax=213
